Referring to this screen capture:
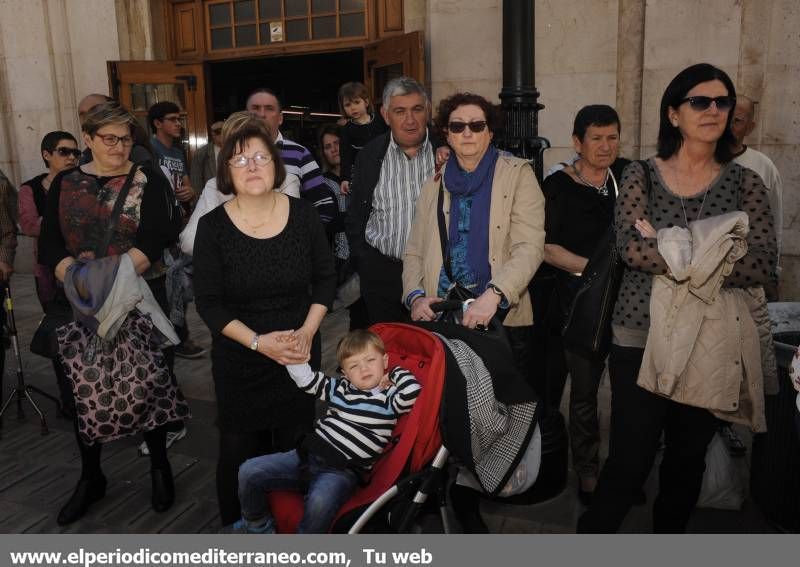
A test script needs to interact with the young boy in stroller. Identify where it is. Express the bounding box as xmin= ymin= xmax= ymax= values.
xmin=227 ymin=329 xmax=421 ymax=534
